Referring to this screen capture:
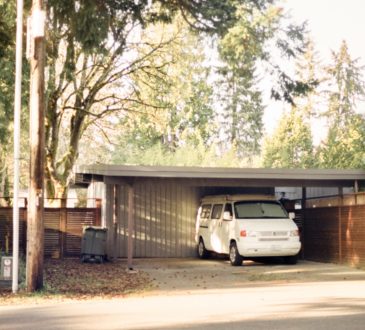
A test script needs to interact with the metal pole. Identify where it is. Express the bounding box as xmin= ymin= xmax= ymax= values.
xmin=12 ymin=0 xmax=24 ymax=294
